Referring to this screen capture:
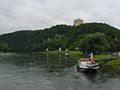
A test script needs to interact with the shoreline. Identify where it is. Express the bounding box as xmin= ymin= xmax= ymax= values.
xmin=44 ymin=51 xmax=120 ymax=74
xmin=94 ymin=54 xmax=120 ymax=74
xmin=45 ymin=51 xmax=83 ymax=58
xmin=0 ymin=51 xmax=120 ymax=74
